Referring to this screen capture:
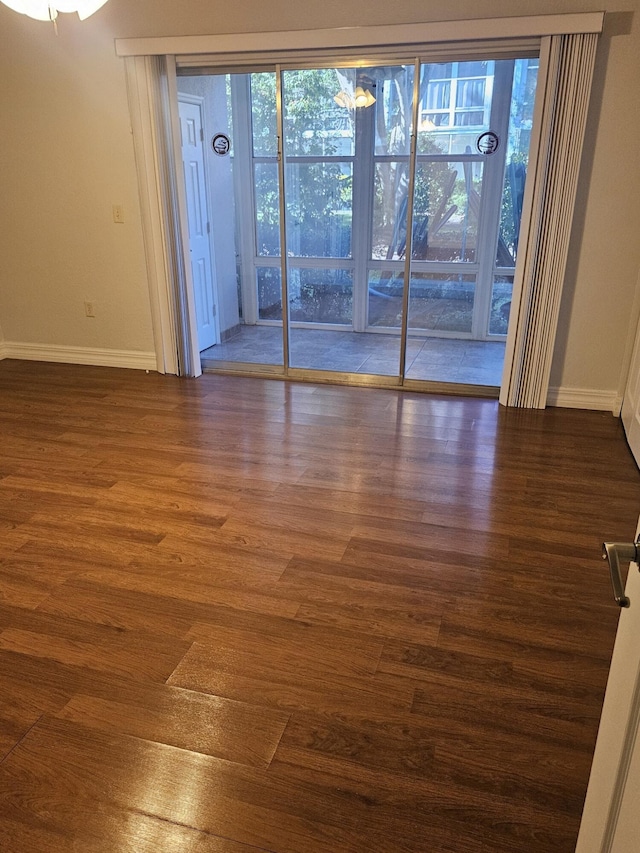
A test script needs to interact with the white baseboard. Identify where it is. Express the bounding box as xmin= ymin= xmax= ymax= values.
xmin=0 ymin=341 xmax=157 ymax=371
xmin=0 ymin=346 xmax=623 ymax=413
xmin=547 ymin=386 xmax=622 ymax=416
